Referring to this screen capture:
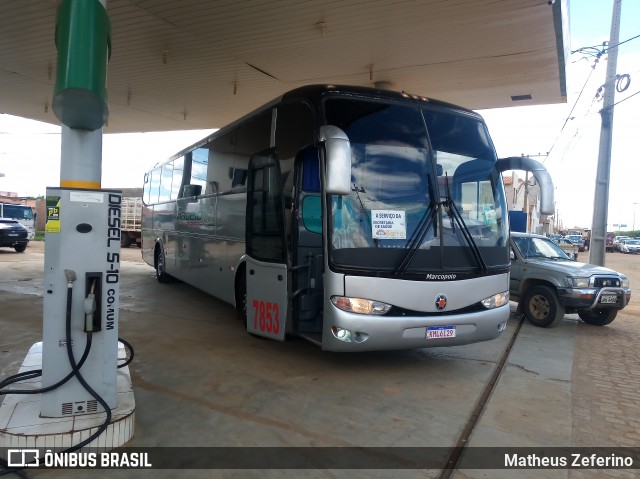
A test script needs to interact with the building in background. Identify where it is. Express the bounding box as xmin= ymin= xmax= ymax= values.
xmin=503 ymin=173 xmax=552 ymax=235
